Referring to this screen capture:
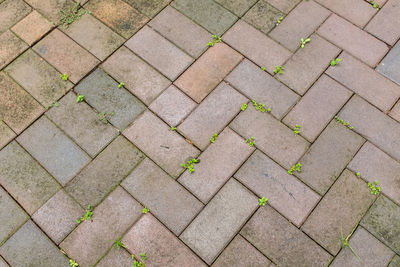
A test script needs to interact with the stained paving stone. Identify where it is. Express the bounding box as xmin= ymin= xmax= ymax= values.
xmin=301 ymin=169 xmax=376 ymax=255
xmin=225 ymin=59 xmax=298 ymax=119
xmin=389 ymin=255 xmax=400 ymax=267
xmin=123 ymin=214 xmax=206 ymax=266
xmin=330 ymin=226 xmax=395 ymax=267
xmin=32 ymin=190 xmax=83 ymax=244
xmin=123 ymin=0 xmax=170 ymax=18
xmin=33 ymin=29 xmax=99 ymax=83
xmin=318 ymin=14 xmax=388 ymax=67
xmin=180 ymin=179 xmax=258 ymax=264
xmin=0 ymin=220 xmax=69 ymax=266
xmin=0 ymin=30 xmax=28 ymax=70
xmin=149 ymin=85 xmax=197 ymax=127
xmin=377 ymin=40 xmax=400 ymax=86
xmin=269 ymin=1 xmax=330 ymax=52
xmin=296 ymin=120 xmax=365 ymax=195
xmin=279 ymin=34 xmax=340 ymax=95
xmin=241 ymin=205 xmax=333 ymax=267
xmin=230 ymin=107 xmax=310 ymax=169
xmin=179 ymin=127 xmax=254 ymax=203
xmin=235 ymin=150 xmax=320 ymax=226
xmin=0 ymin=186 xmax=28 ymax=245
xmin=224 ymin=20 xmax=292 ymax=74
xmin=265 ymin=0 xmax=301 ymax=13
xmin=124 ymin=110 xmax=199 ymax=178
xmin=101 ymin=46 xmax=170 ymax=105
xmin=326 ymin=52 xmax=400 ymax=112
xmin=283 ymin=74 xmax=352 ymax=142
xmin=63 ymin=13 xmax=125 ymax=60
xmin=126 ymin=26 xmax=193 ymax=81
xmin=84 ymin=0 xmax=149 ymax=38
xmin=0 ymin=0 xmax=31 ymax=33
xmin=11 ymin=11 xmax=53 ymax=46
xmin=0 ymin=121 xmax=15 ymax=150
xmin=17 ymin=116 xmax=91 ymax=186
xmin=361 ymin=196 xmax=400 ymax=255
xmin=390 ymin=101 xmax=400 ymax=122
xmin=178 ymin=82 xmax=247 ymax=150
xmin=172 ymin=0 xmax=237 ymax=35
xmin=214 ymin=0 xmax=257 ymax=16
xmin=122 ymin=158 xmax=203 ymax=235
xmin=96 ymin=248 xmax=133 ymax=267
xmin=60 ymin=186 xmax=142 ymax=267
xmin=243 ymin=0 xmax=284 ymax=34
xmin=24 ymin=0 xmax=75 ymax=23
xmin=5 ymin=49 xmax=72 ymax=107
xmin=148 ymin=6 xmax=210 ymax=58
xmin=65 ymin=136 xmax=144 ymax=207
xmin=175 ymin=43 xmax=242 ymax=103
xmin=46 ymin=92 xmax=119 ymax=157
xmin=74 ymin=68 xmax=146 ymax=130
xmin=338 ymin=95 xmax=400 ymax=161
